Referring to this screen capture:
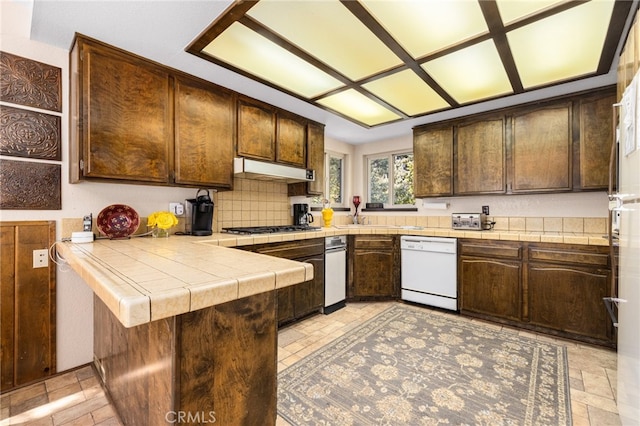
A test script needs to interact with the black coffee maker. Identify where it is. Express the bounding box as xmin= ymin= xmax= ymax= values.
xmin=293 ymin=203 xmax=314 ymax=227
xmin=185 ymin=189 xmax=214 ymax=236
